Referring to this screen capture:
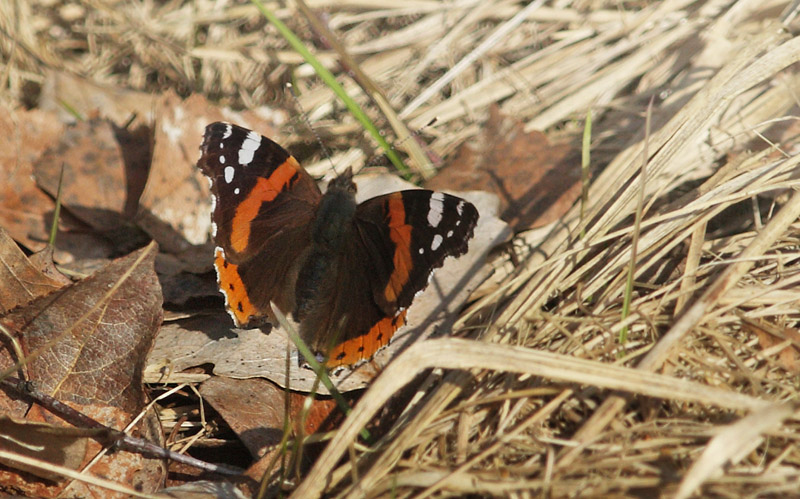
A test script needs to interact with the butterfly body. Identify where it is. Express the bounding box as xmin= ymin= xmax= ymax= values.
xmin=198 ymin=122 xmax=479 ymax=366
xmin=295 ymin=172 xmax=357 ymax=323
